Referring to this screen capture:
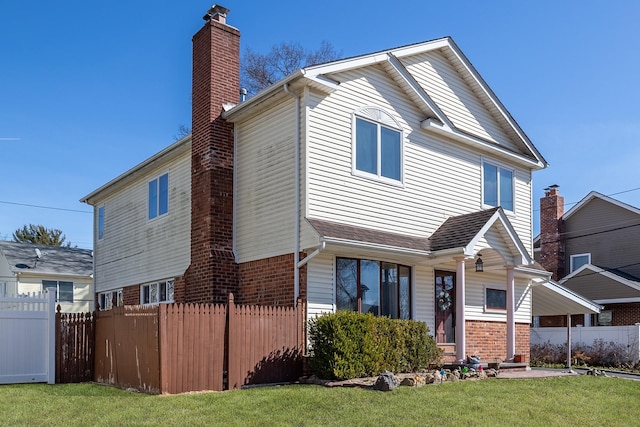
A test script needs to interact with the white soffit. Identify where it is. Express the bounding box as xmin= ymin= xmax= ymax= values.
xmin=532 ymin=280 xmax=601 ymax=316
